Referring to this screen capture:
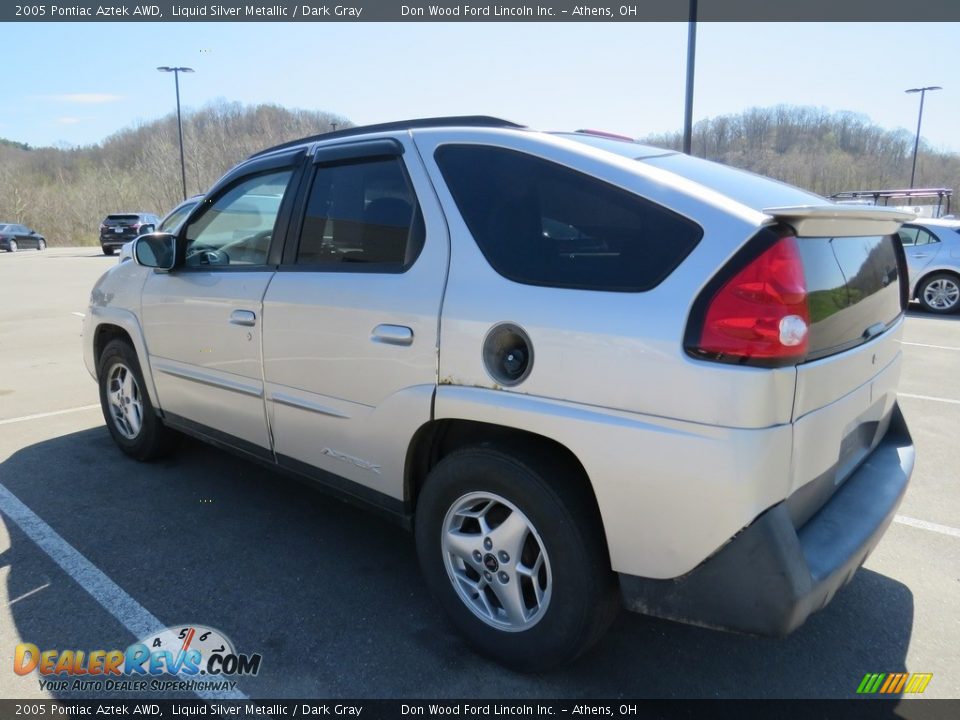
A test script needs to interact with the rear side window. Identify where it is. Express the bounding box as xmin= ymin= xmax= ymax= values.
xmin=295 ymin=157 xmax=424 ymax=271
xmin=896 ymin=226 xmax=939 ymax=246
xmin=435 ymin=145 xmax=702 ymax=292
